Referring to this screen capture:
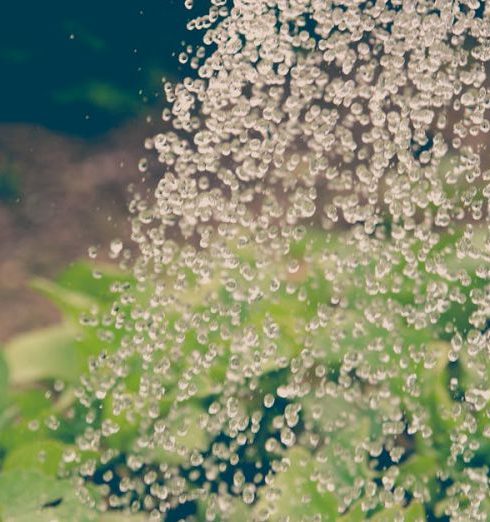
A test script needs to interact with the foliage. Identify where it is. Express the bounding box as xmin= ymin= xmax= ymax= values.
xmin=0 ymin=225 xmax=488 ymax=521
